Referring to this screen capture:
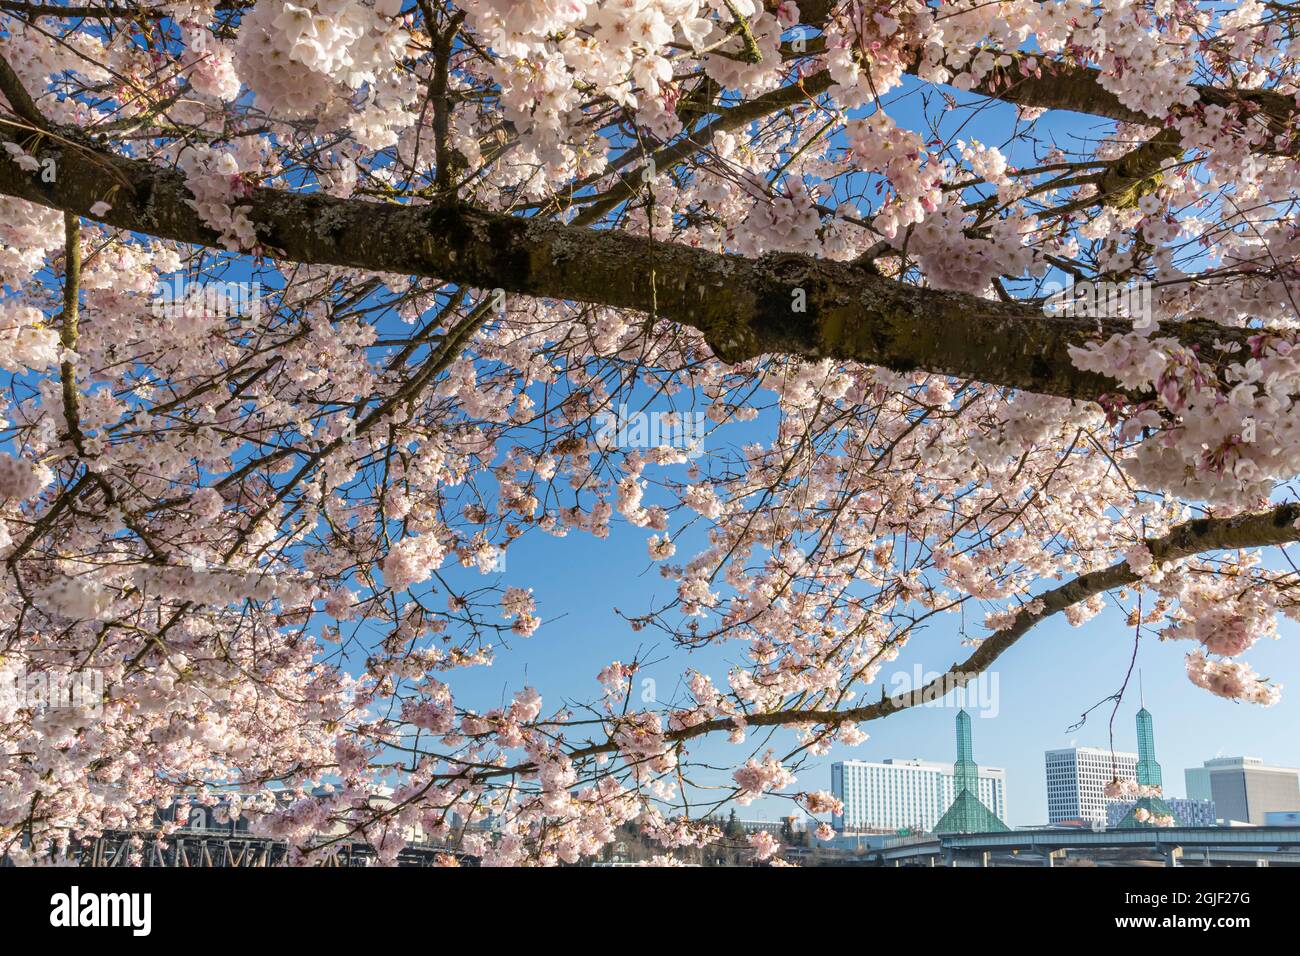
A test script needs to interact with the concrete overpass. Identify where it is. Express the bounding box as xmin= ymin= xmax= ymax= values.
xmin=872 ymin=826 xmax=1300 ymax=867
